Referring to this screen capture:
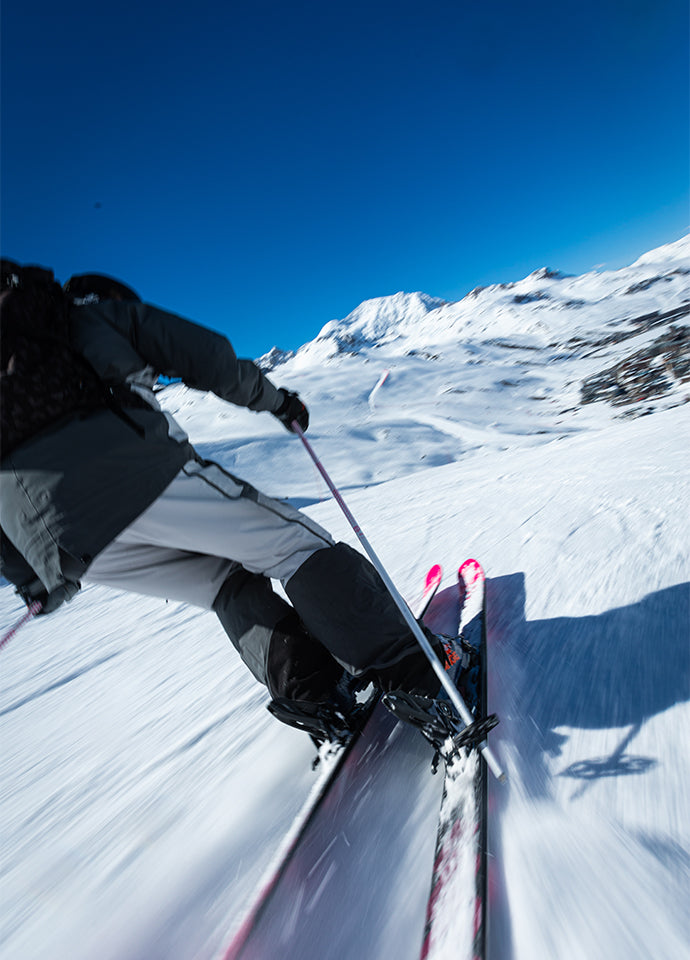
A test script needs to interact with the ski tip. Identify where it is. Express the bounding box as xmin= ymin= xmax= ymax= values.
xmin=426 ymin=564 xmax=443 ymax=588
xmin=459 ymin=558 xmax=484 ymax=583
